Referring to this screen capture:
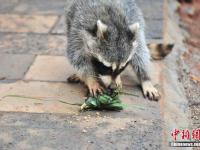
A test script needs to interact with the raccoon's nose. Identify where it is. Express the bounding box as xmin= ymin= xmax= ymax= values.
xmin=108 ymin=82 xmax=117 ymax=91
